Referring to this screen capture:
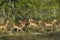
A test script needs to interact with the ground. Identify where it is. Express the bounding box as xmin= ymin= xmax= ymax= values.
xmin=0 ymin=31 xmax=60 ymax=40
